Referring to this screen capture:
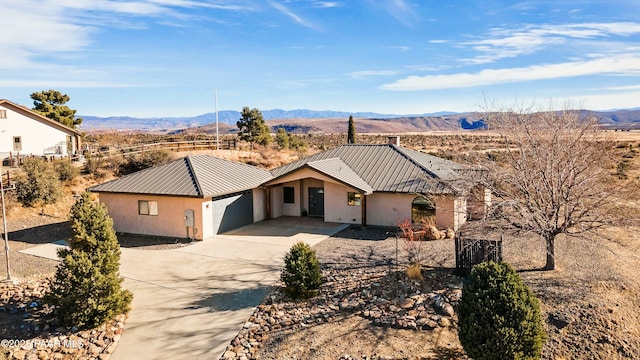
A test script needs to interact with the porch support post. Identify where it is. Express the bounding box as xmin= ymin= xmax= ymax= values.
xmin=361 ymin=192 xmax=367 ymax=227
xmin=265 ymin=186 xmax=271 ymax=219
